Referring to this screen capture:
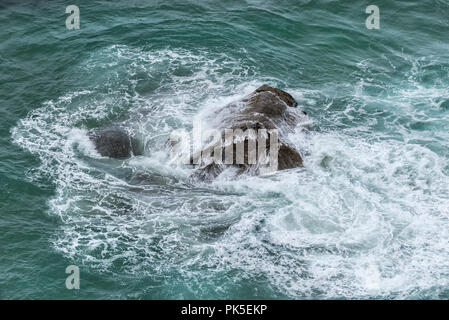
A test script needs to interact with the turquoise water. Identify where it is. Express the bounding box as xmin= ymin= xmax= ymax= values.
xmin=1 ymin=0 xmax=449 ymax=299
